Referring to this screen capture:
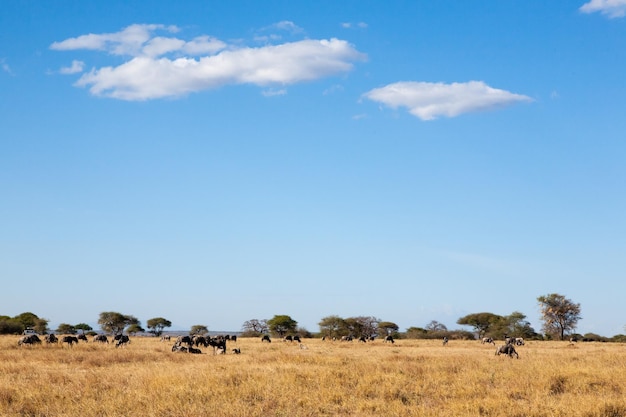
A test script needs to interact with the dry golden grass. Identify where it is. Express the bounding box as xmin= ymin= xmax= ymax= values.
xmin=1 ymin=336 xmax=625 ymax=416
